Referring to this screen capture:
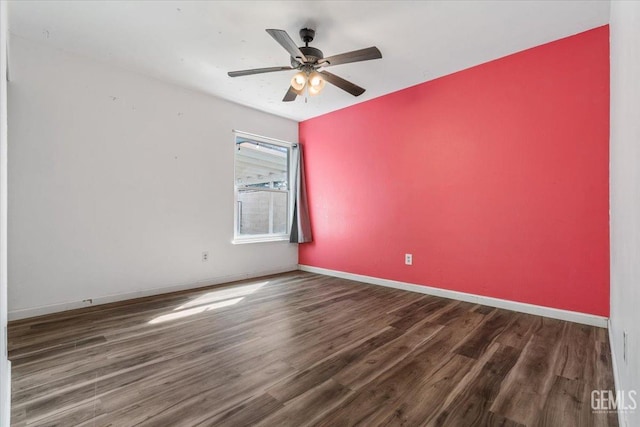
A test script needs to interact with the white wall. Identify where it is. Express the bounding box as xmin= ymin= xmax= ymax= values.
xmin=610 ymin=1 xmax=640 ymax=426
xmin=7 ymin=36 xmax=298 ymax=319
xmin=1 ymin=1 xmax=10 ymax=425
